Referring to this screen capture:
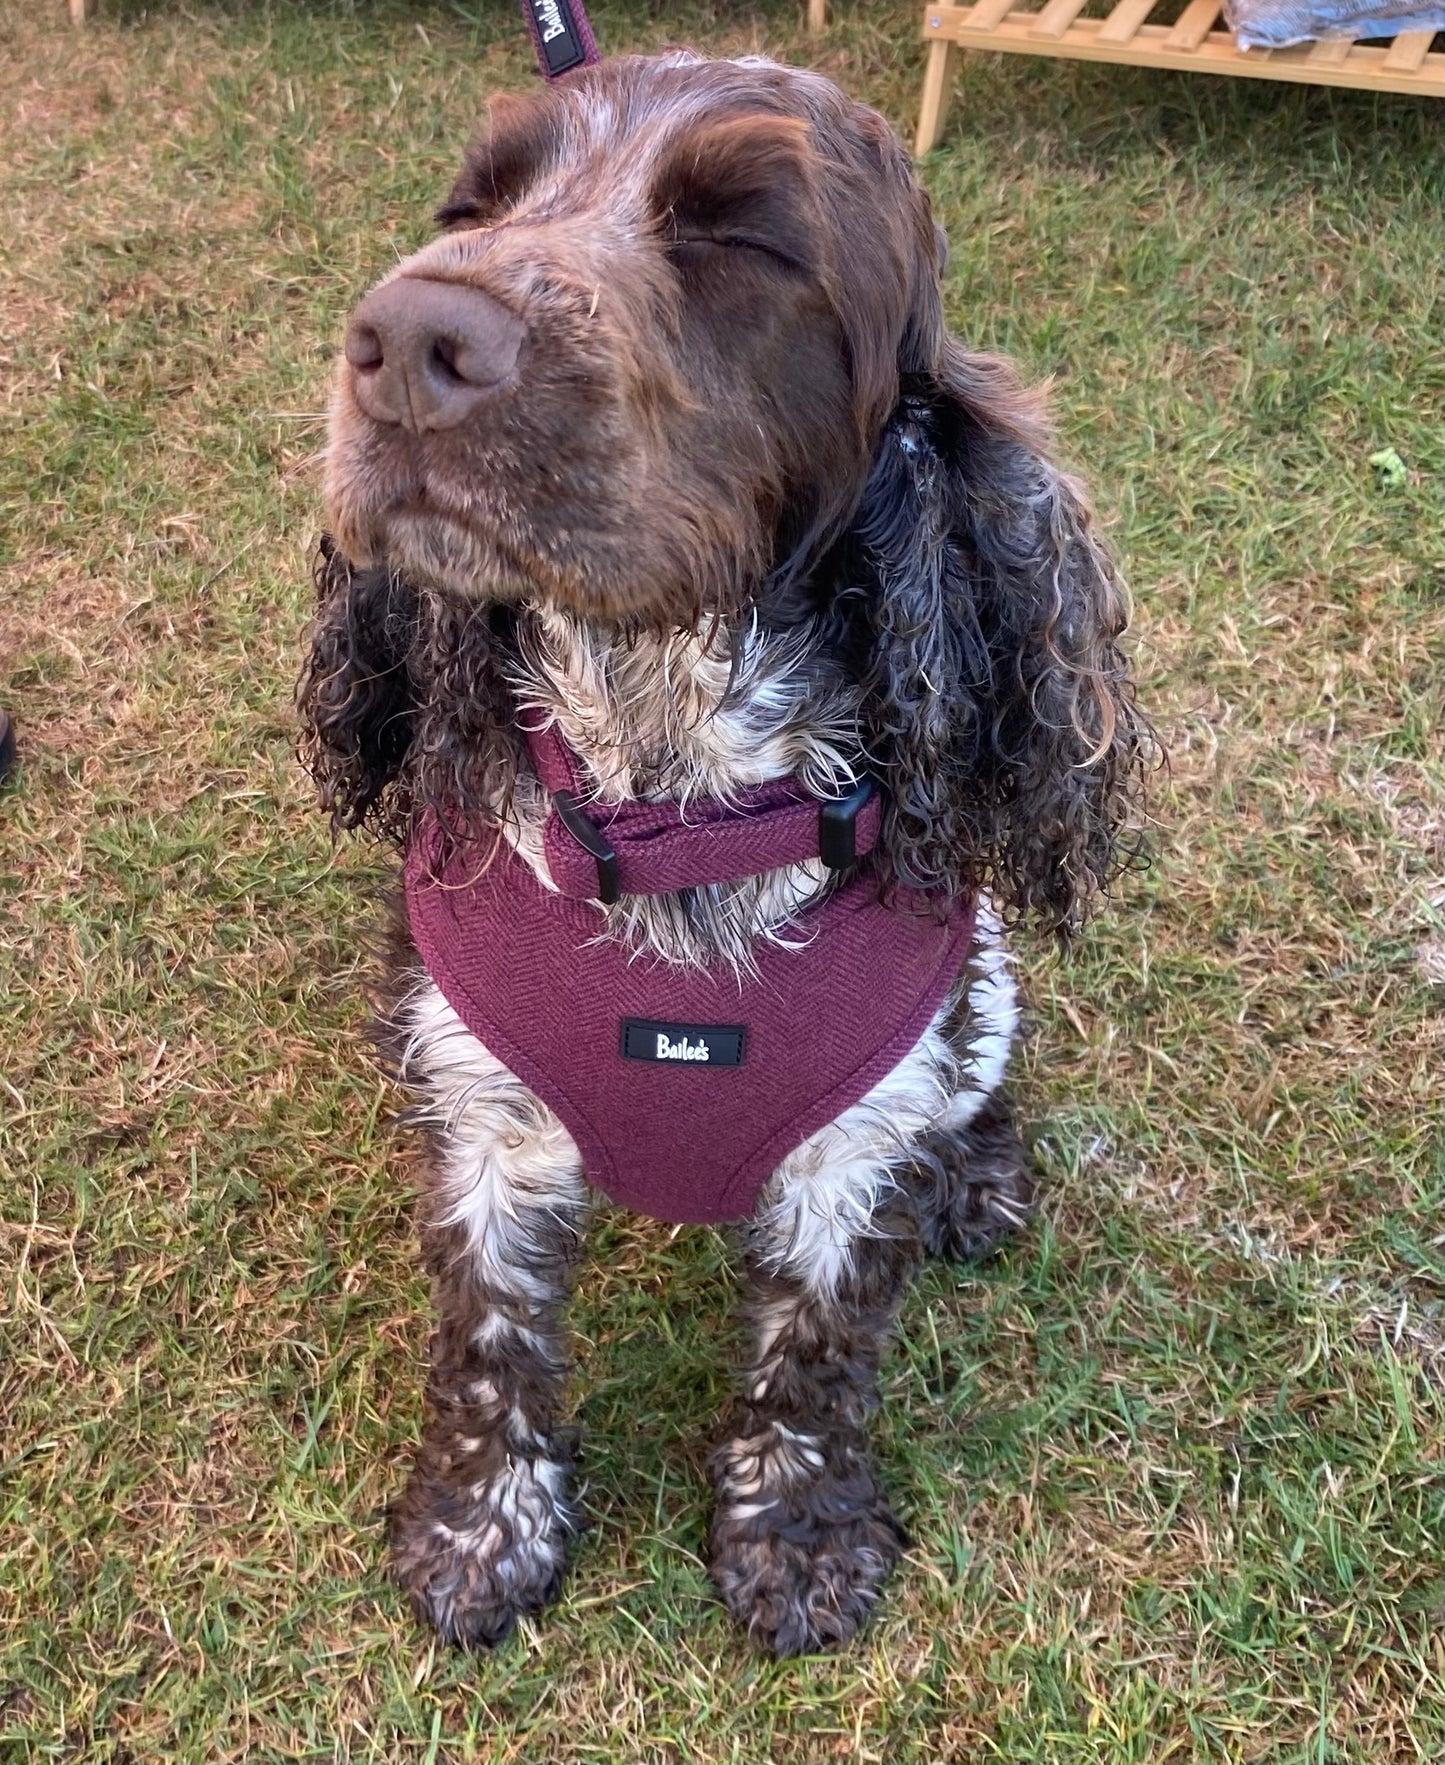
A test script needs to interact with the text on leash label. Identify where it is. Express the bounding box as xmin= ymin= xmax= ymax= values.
xmin=531 ymin=0 xmax=588 ymax=75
